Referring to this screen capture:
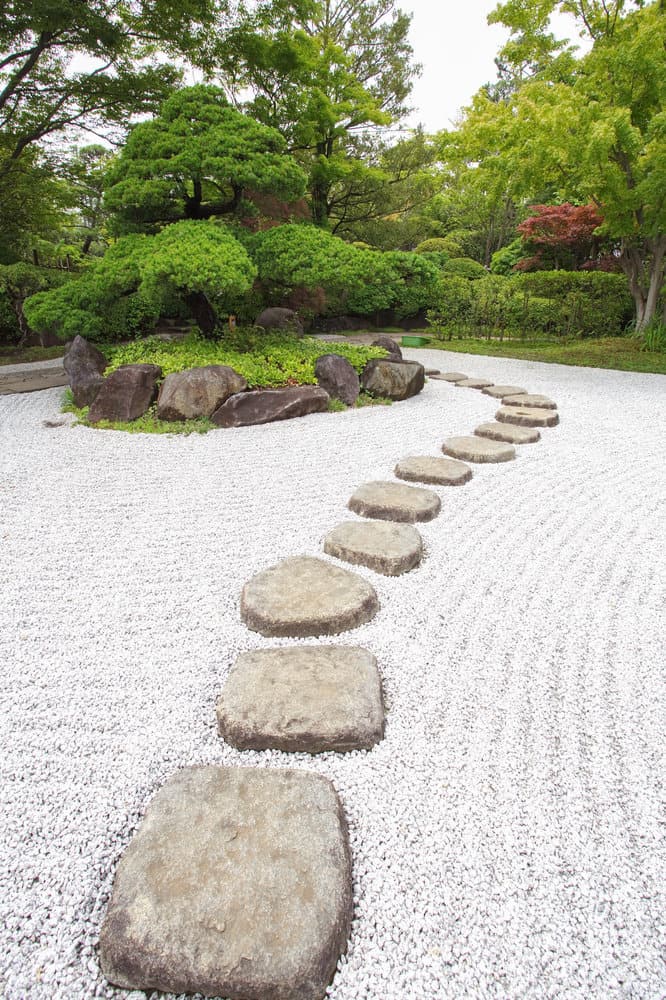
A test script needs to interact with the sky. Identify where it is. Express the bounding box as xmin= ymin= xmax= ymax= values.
xmin=401 ymin=0 xmax=510 ymax=132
